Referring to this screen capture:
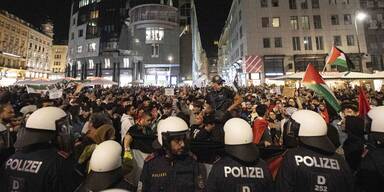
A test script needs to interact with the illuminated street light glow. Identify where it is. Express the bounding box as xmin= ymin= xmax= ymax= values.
xmin=356 ymin=12 xmax=367 ymax=21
